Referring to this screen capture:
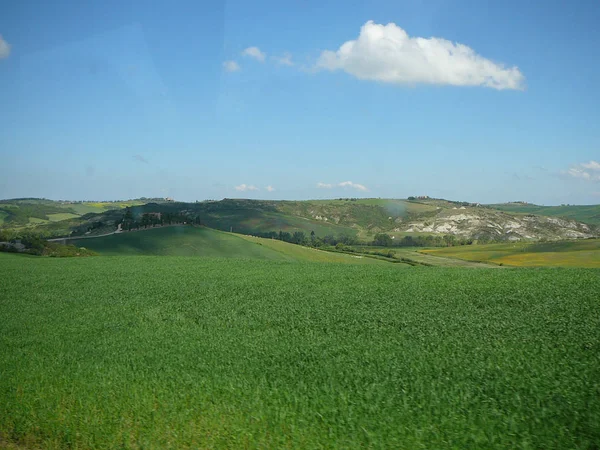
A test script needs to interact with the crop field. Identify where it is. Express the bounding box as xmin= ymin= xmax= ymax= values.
xmin=1 ymin=253 xmax=599 ymax=449
xmin=69 ymin=226 xmax=384 ymax=264
xmin=422 ymin=239 xmax=600 ymax=268
xmin=352 ymin=246 xmax=504 ymax=268
xmin=47 ymin=212 xmax=83 ymax=222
